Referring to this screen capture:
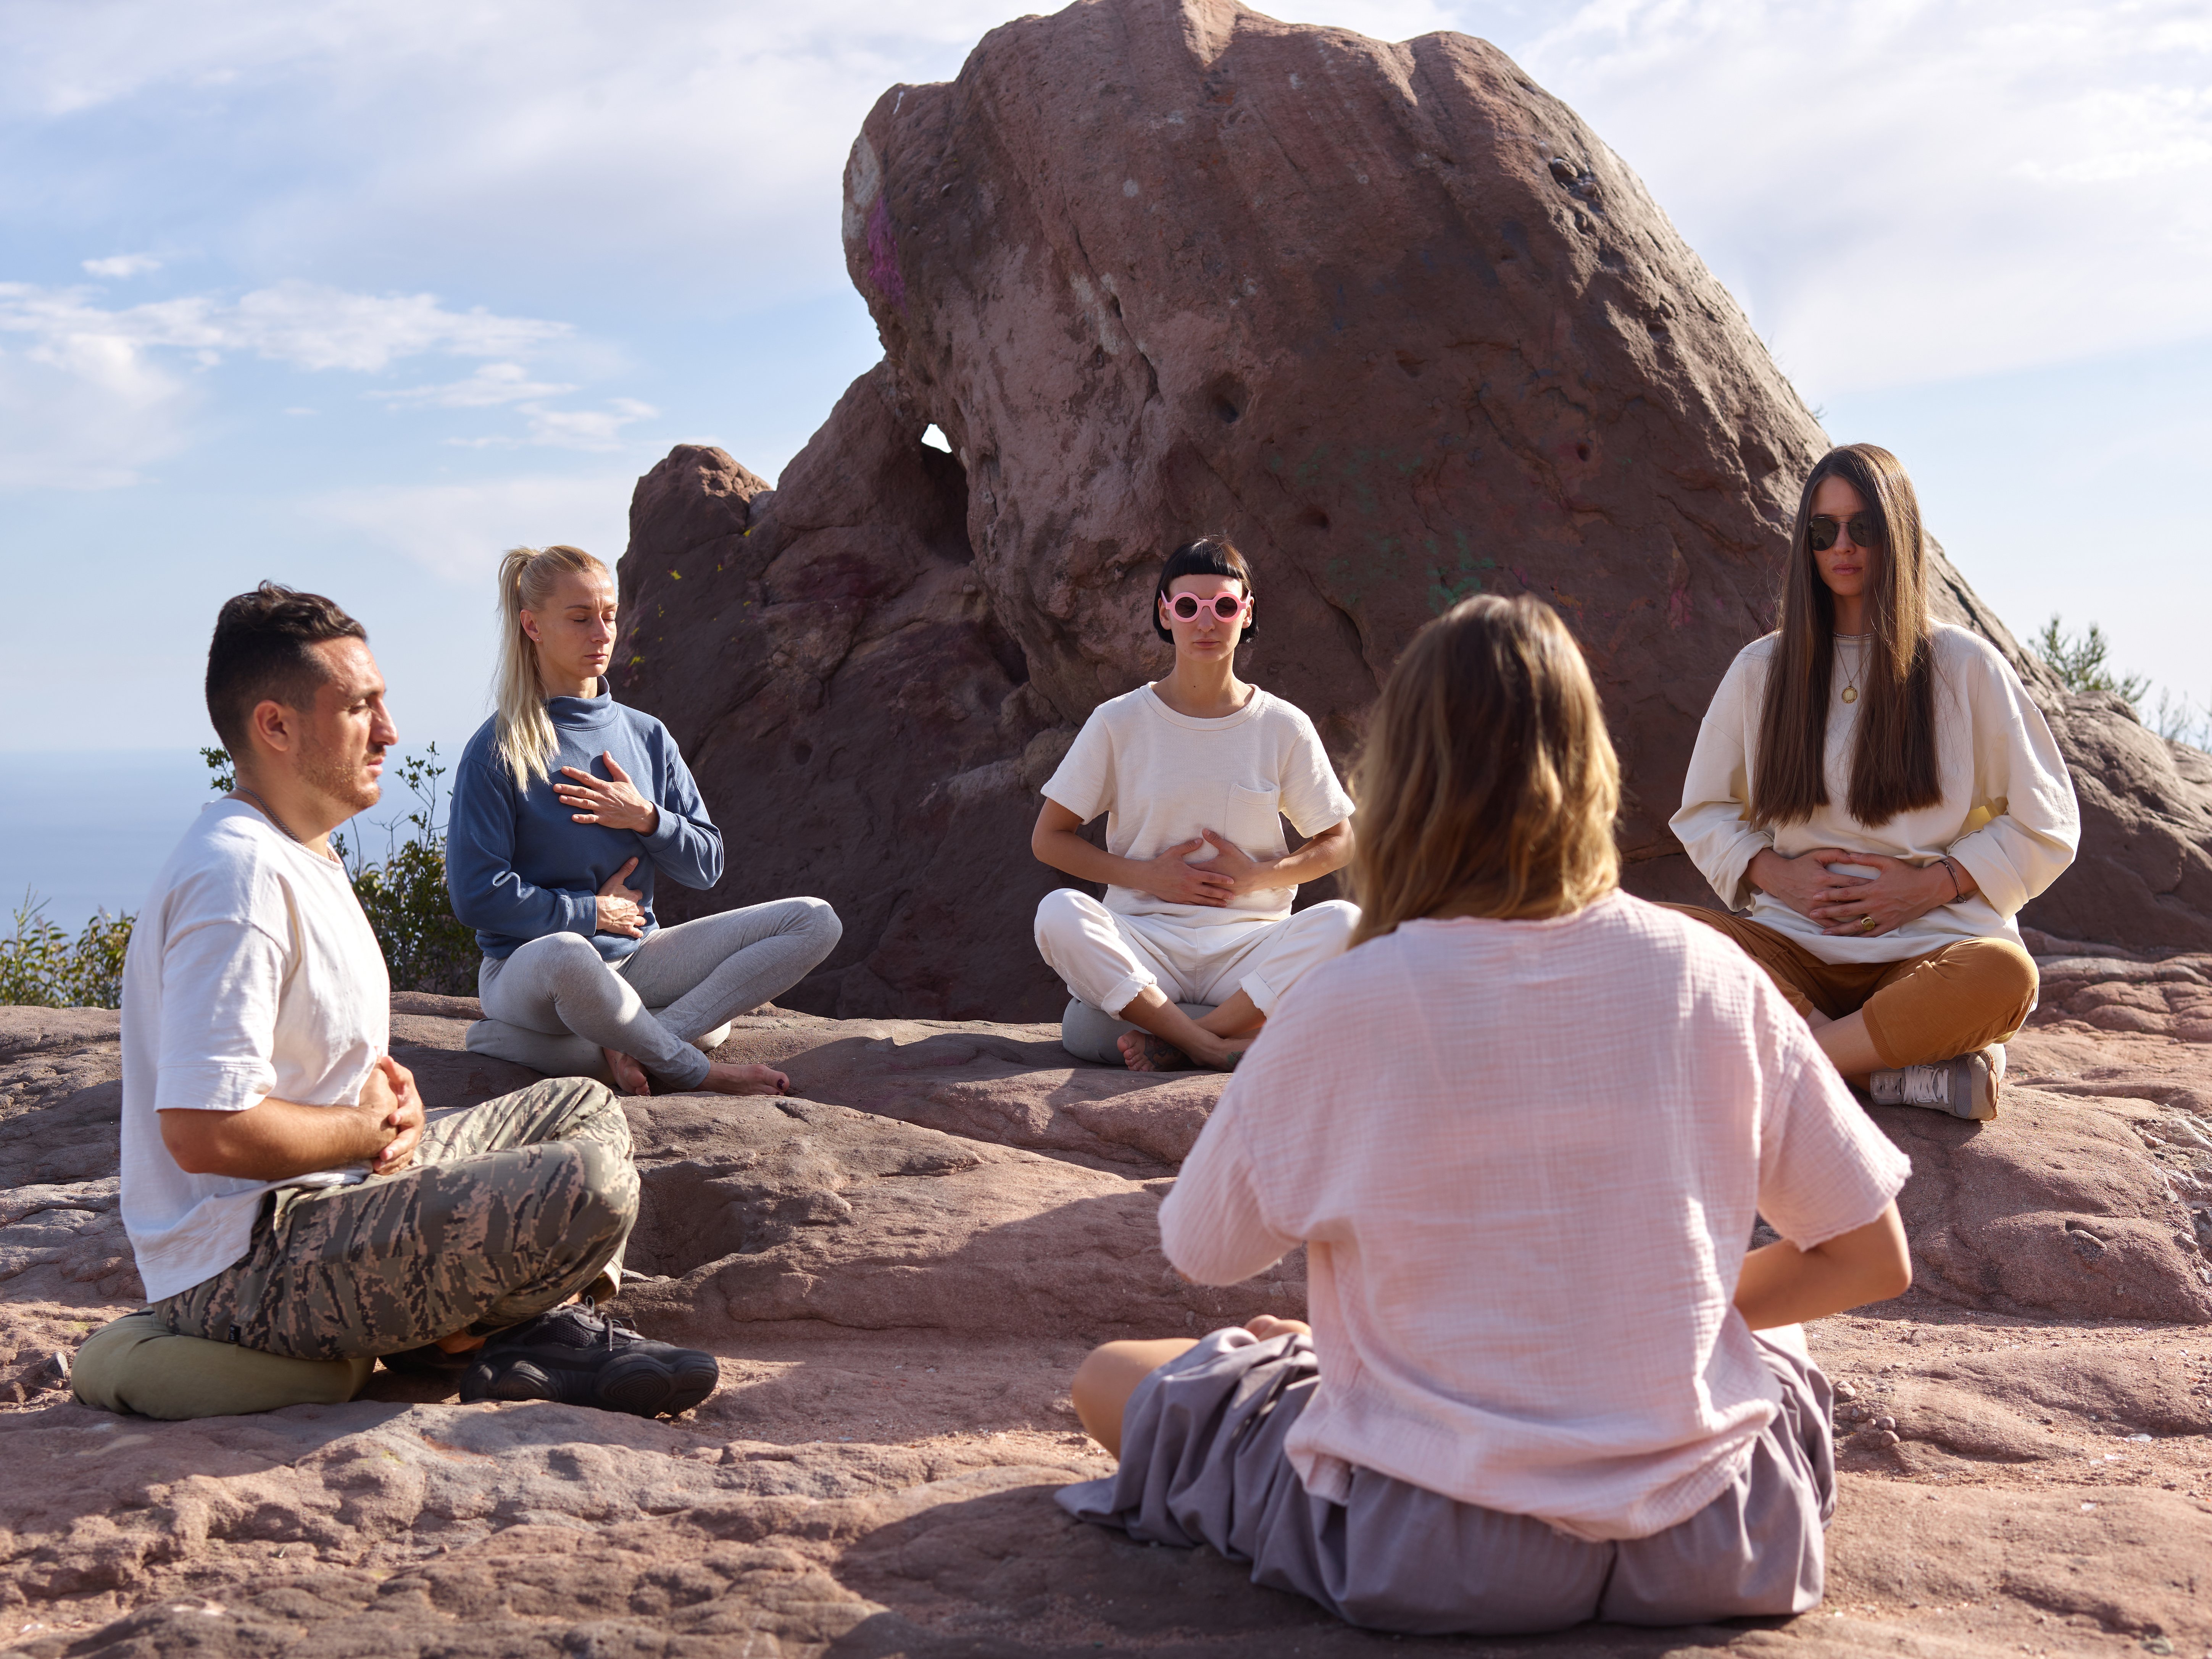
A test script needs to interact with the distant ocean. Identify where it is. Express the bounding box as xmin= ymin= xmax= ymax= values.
xmin=0 ymin=748 xmax=460 ymax=934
